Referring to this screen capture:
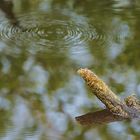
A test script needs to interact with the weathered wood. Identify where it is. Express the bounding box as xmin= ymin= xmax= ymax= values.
xmin=124 ymin=95 xmax=140 ymax=118
xmin=125 ymin=95 xmax=140 ymax=108
xmin=76 ymin=68 xmax=140 ymax=125
xmin=77 ymin=68 xmax=129 ymax=118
